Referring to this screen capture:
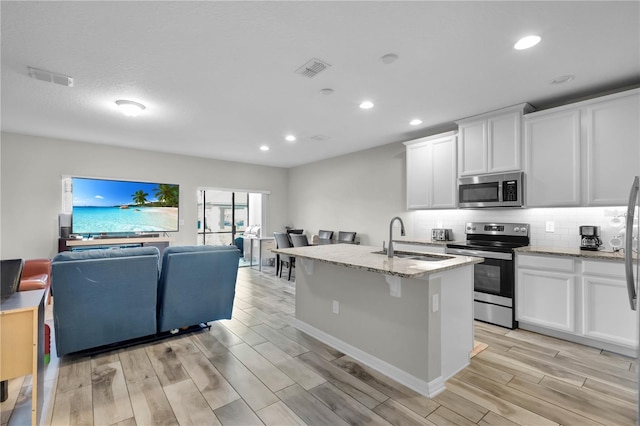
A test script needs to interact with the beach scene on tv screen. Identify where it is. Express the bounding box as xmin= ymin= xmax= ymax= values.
xmin=72 ymin=178 xmax=179 ymax=233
